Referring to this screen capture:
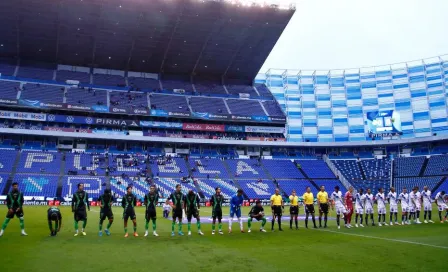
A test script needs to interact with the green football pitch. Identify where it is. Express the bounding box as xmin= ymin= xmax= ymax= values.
xmin=0 ymin=205 xmax=447 ymax=272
